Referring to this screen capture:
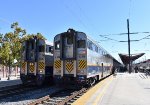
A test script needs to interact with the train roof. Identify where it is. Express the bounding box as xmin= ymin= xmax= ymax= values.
xmin=54 ymin=29 xmax=121 ymax=64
